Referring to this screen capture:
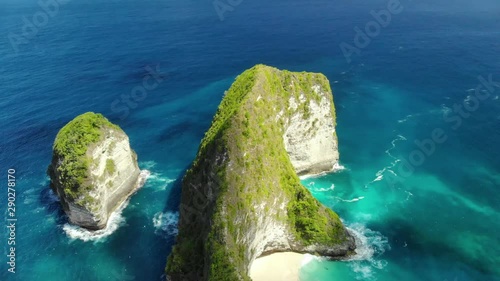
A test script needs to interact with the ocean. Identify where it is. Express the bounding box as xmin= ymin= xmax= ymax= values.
xmin=0 ymin=0 xmax=499 ymax=280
